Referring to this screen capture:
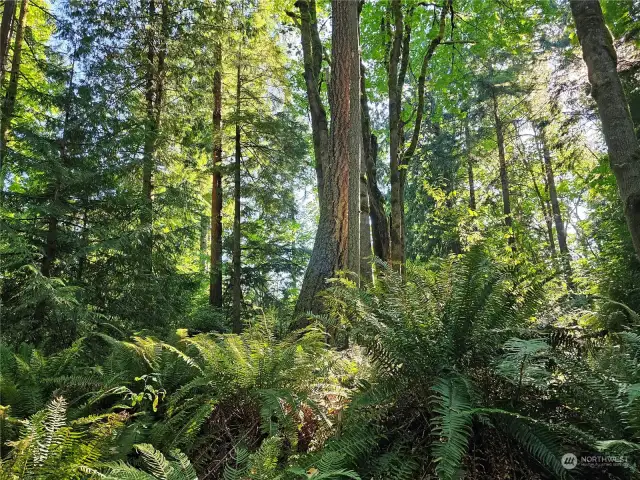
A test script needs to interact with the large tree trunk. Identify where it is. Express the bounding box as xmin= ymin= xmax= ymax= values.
xmin=0 ymin=0 xmax=27 ymax=194
xmin=539 ymin=124 xmax=574 ymax=290
xmin=492 ymin=92 xmax=515 ymax=249
xmin=0 ymin=0 xmax=16 ymax=86
xmin=570 ymin=0 xmax=640 ymax=258
xmin=295 ymin=0 xmax=359 ymax=317
xmin=361 ymin=63 xmax=390 ymax=263
xmin=232 ymin=62 xmax=242 ymax=333
xmin=209 ymin=1 xmax=223 ymax=307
